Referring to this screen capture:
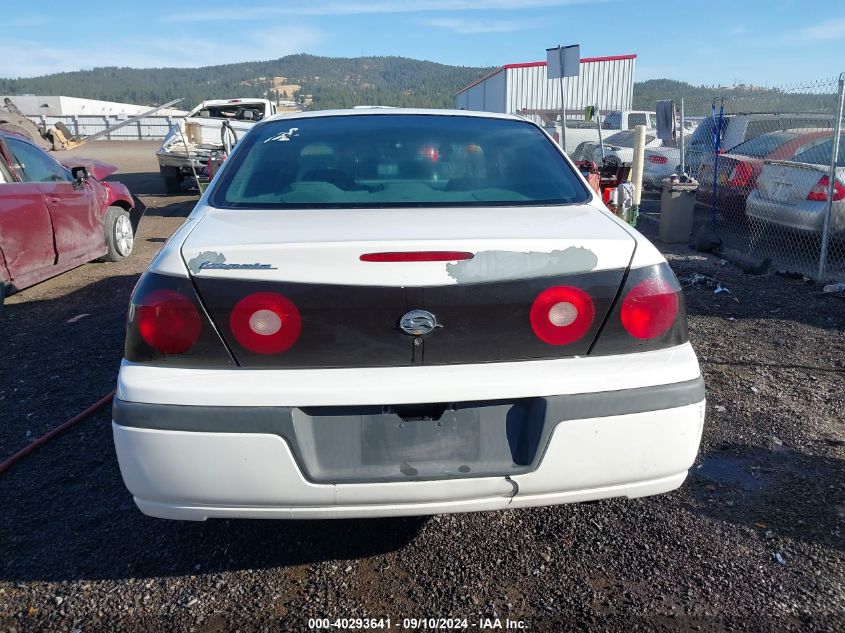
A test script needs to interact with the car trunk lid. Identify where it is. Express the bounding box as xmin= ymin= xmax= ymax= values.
xmin=181 ymin=204 xmax=636 ymax=367
xmin=756 ymin=160 xmax=829 ymax=204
